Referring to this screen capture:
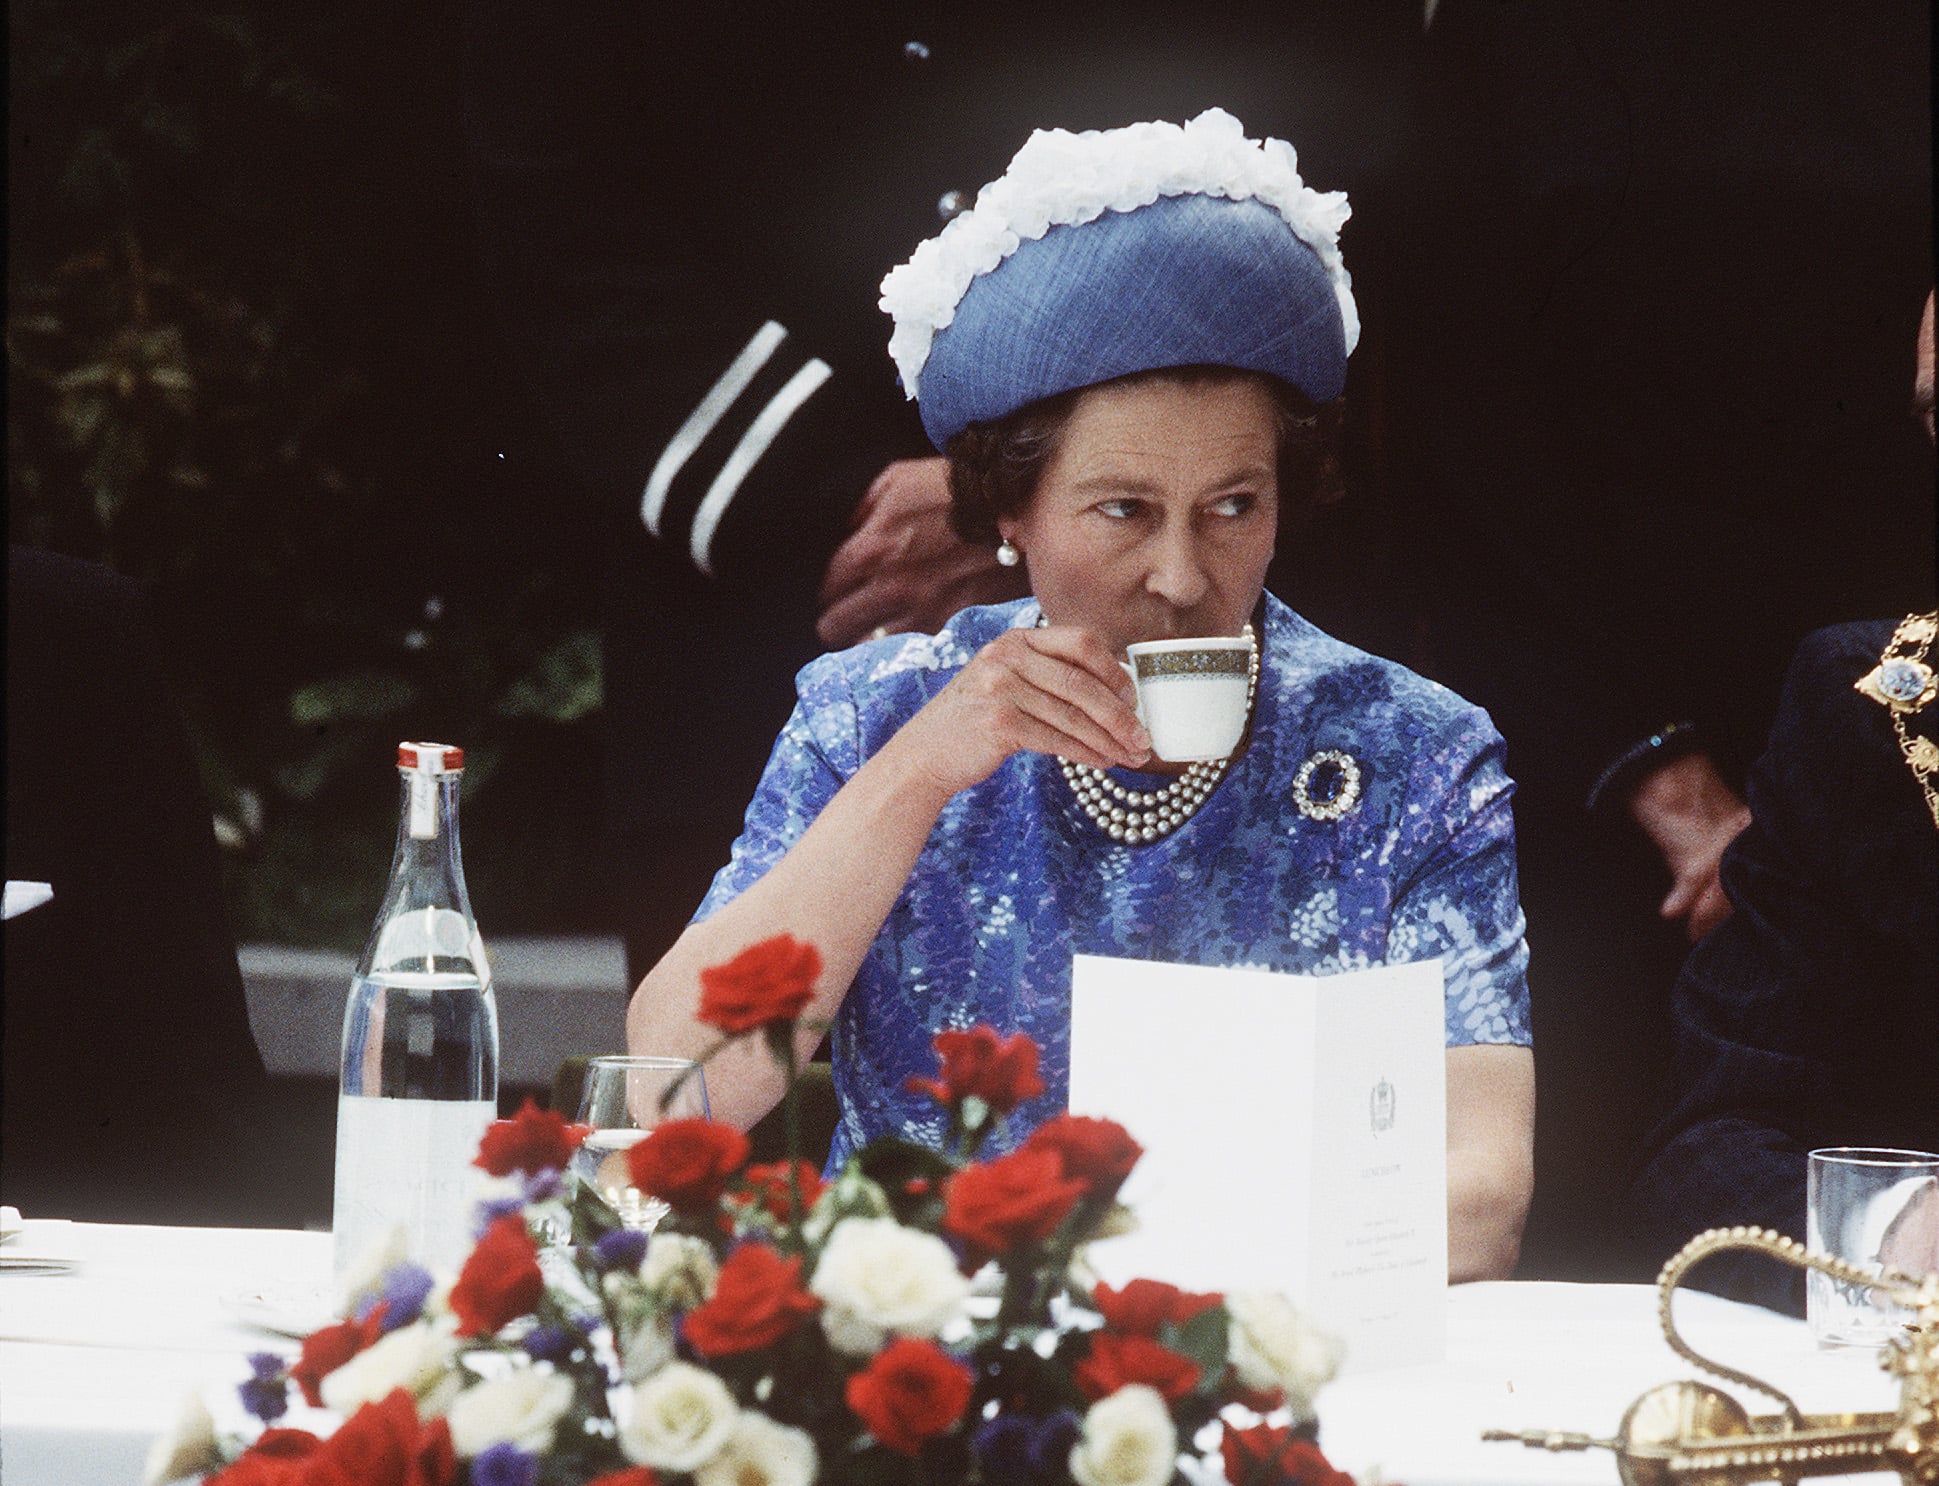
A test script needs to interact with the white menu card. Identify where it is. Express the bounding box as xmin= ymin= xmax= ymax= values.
xmin=1069 ymin=954 xmax=1447 ymax=1372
